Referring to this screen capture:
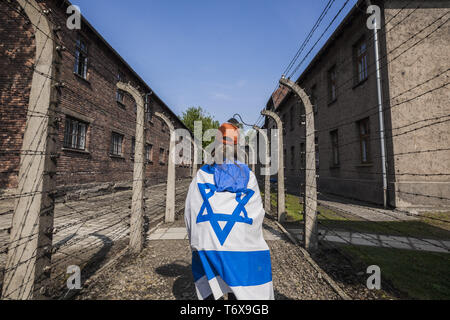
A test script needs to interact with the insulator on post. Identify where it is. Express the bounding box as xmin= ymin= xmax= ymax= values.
xmin=44 ymin=227 xmax=53 ymax=237
xmin=50 ymin=153 xmax=59 ymax=164
xmin=49 ymin=118 xmax=60 ymax=129
xmin=43 ymin=266 xmax=52 ymax=275
xmin=56 ymin=45 xmax=67 ymax=52
xmin=52 ymin=82 xmax=65 ymax=89
xmin=42 ymin=245 xmax=52 ymax=257
xmin=39 ymin=287 xmax=49 ymax=296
